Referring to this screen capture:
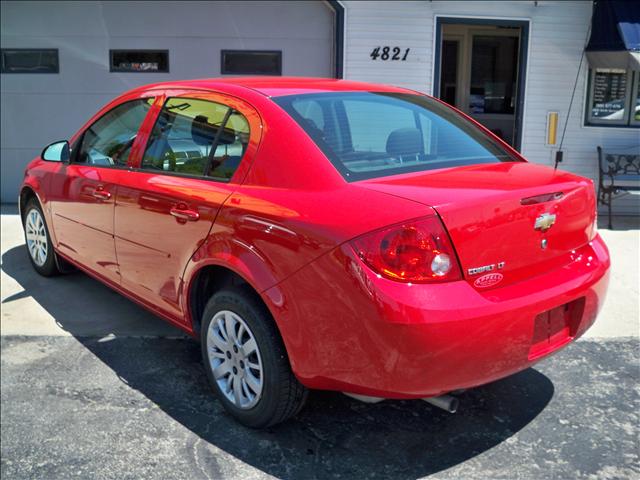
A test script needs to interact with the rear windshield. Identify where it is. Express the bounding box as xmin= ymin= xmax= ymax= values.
xmin=273 ymin=92 xmax=520 ymax=181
